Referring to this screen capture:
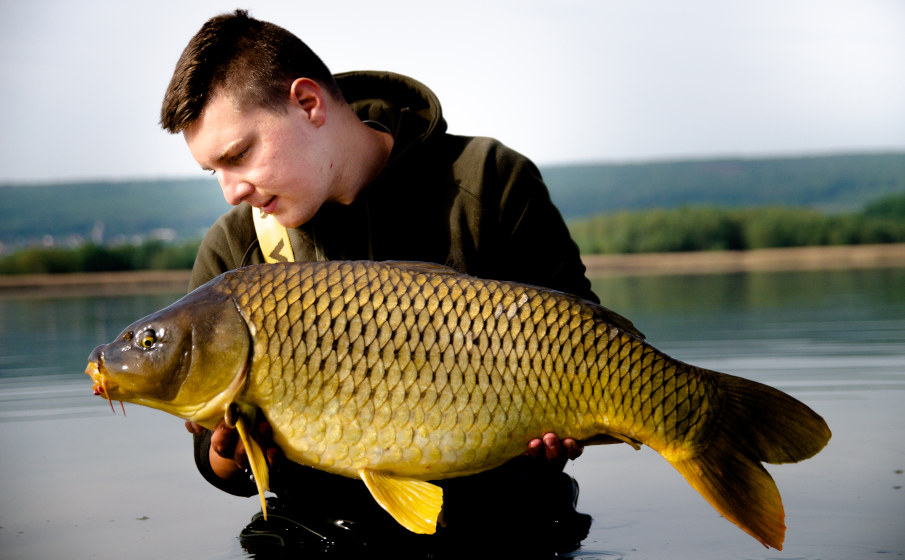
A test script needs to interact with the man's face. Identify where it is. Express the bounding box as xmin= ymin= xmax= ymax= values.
xmin=183 ymin=91 xmax=334 ymax=229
